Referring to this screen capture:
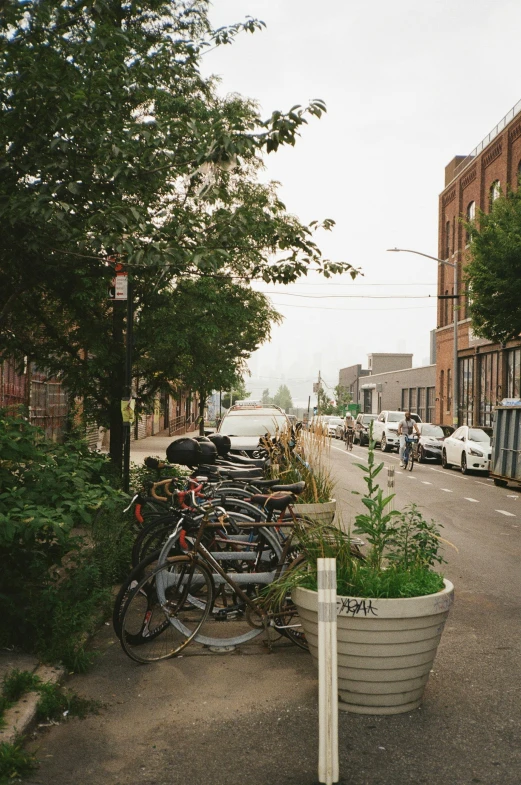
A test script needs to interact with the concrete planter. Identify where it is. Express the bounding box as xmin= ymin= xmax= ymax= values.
xmin=293 ymin=580 xmax=454 ymax=715
xmin=293 ymin=499 xmax=337 ymax=525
